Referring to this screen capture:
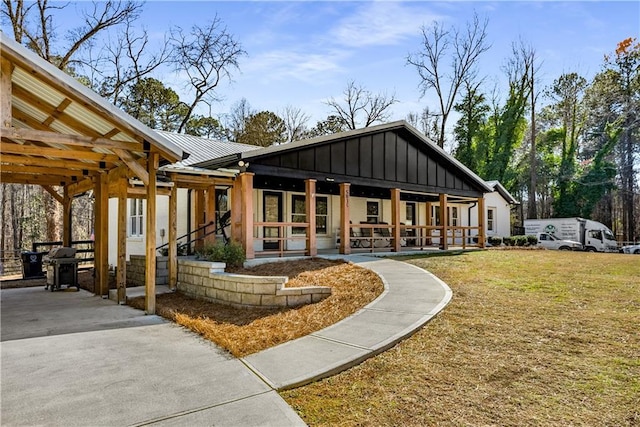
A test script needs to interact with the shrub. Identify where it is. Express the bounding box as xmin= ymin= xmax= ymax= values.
xmin=516 ymin=236 xmax=529 ymax=246
xmin=488 ymin=236 xmax=503 ymax=246
xmin=199 ymin=240 xmax=246 ymax=268
xmin=503 ymin=236 xmax=514 ymax=246
xmin=526 ymin=235 xmax=538 ymax=246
